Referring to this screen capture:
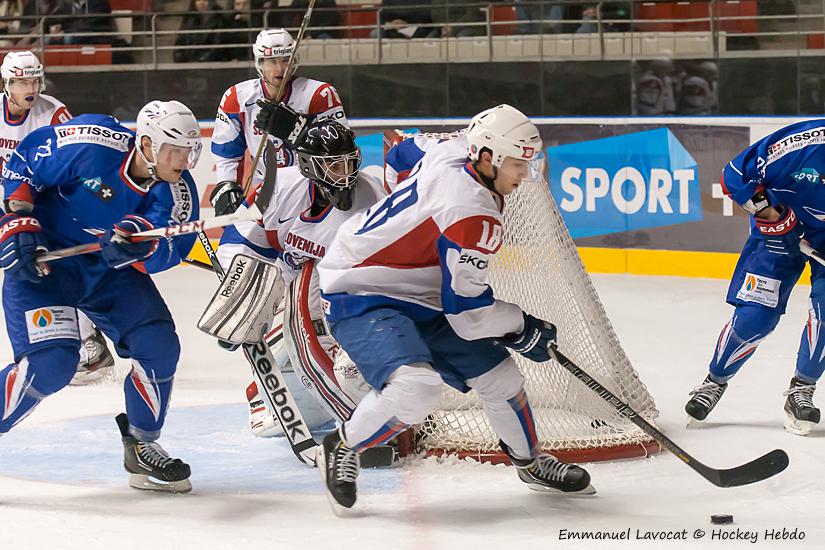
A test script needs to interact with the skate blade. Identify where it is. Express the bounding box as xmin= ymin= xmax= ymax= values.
xmin=128 ymin=473 xmax=192 ymax=494
xmin=525 ymin=482 xmax=597 ymax=497
xmin=686 ymin=415 xmax=705 ymax=428
xmin=69 ymin=369 xmax=107 ymax=386
xmin=784 ymin=413 xmax=815 ymax=436
xmin=316 ymin=447 xmax=360 ymax=517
